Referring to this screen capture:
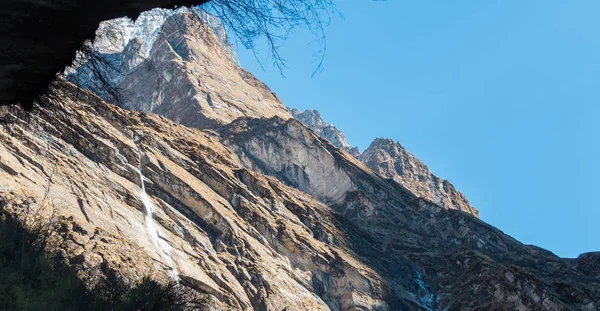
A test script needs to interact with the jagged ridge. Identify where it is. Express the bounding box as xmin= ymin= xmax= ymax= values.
xmin=290 ymin=108 xmax=360 ymax=157
xmin=360 ymin=138 xmax=478 ymax=216
xmin=2 ymin=80 xmax=599 ymax=310
xmin=74 ymin=8 xmax=479 ymax=218
xmin=16 ymin=7 xmax=596 ymax=310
